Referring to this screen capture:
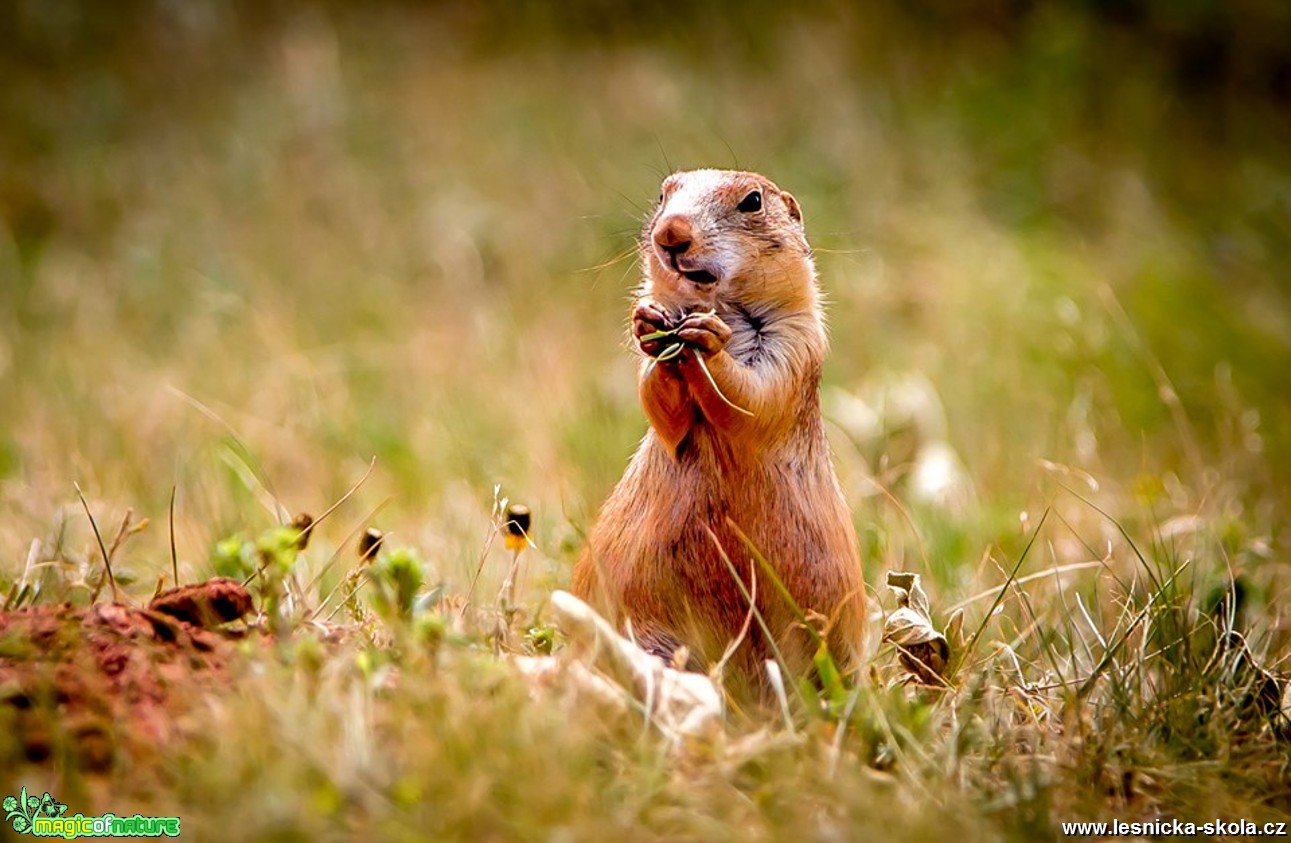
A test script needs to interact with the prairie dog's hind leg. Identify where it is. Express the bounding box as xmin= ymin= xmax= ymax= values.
xmin=632 ymin=625 xmax=701 ymax=672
